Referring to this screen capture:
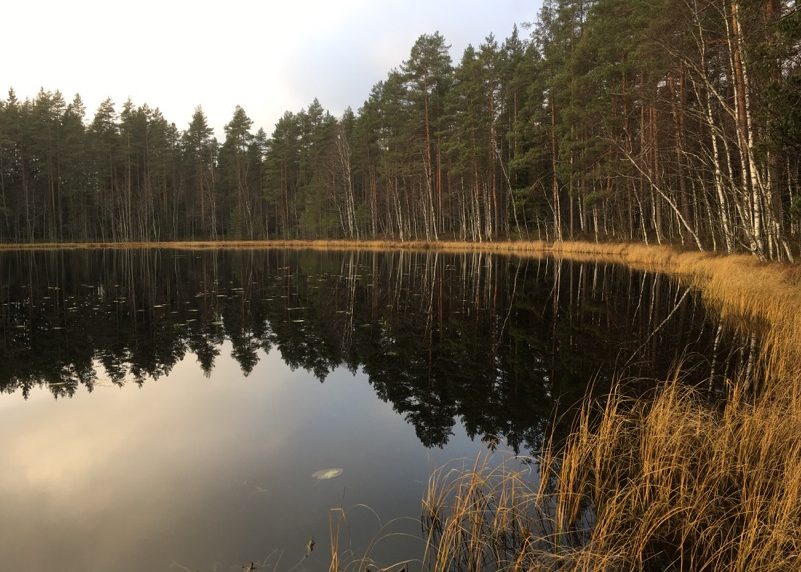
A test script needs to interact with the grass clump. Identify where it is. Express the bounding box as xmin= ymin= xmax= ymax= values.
xmin=412 ymin=243 xmax=801 ymax=572
xmin=419 ymin=377 xmax=801 ymax=571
